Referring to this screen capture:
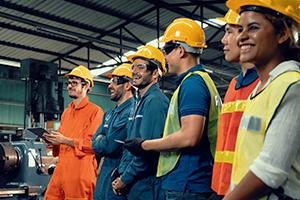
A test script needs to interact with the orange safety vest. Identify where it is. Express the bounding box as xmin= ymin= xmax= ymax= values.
xmin=211 ymin=76 xmax=259 ymax=195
